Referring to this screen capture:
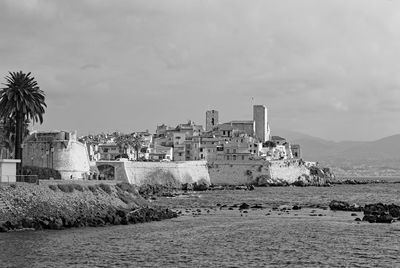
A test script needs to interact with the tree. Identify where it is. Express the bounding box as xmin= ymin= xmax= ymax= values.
xmin=0 ymin=71 xmax=46 ymax=174
xmin=114 ymin=134 xmax=130 ymax=158
xmin=128 ymin=133 xmax=145 ymax=161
